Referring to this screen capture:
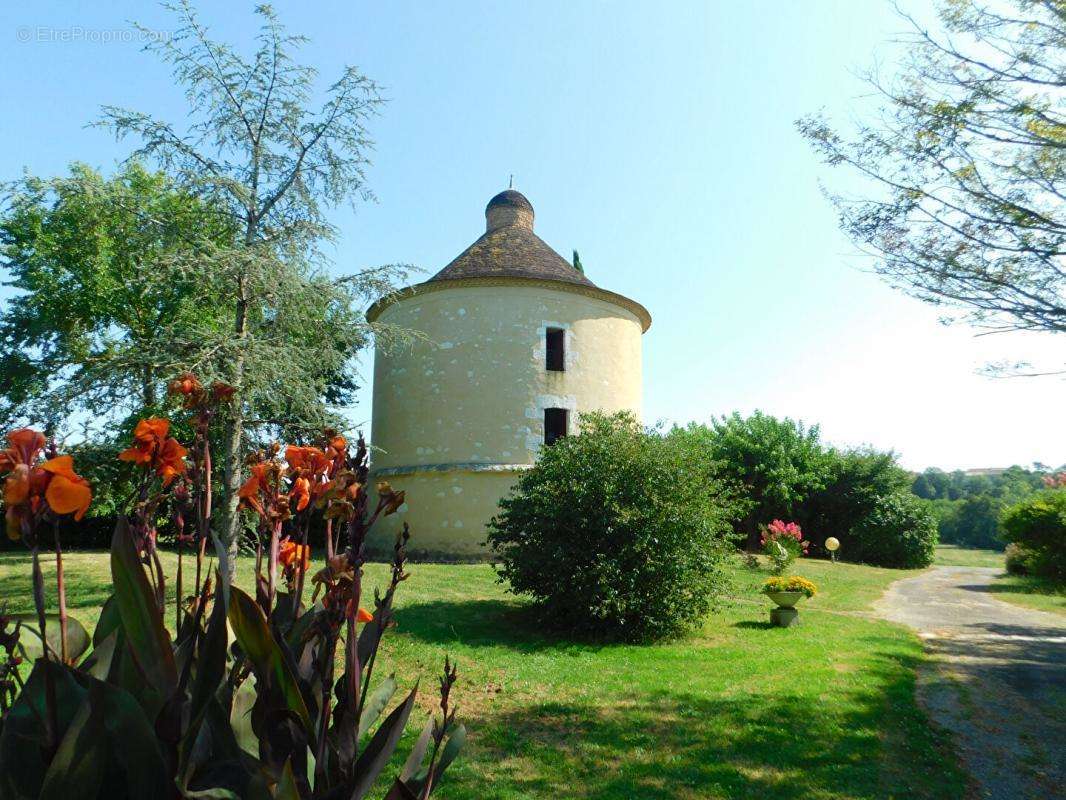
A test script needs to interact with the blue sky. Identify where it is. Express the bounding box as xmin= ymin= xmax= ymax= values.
xmin=2 ymin=1 xmax=1063 ymax=470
